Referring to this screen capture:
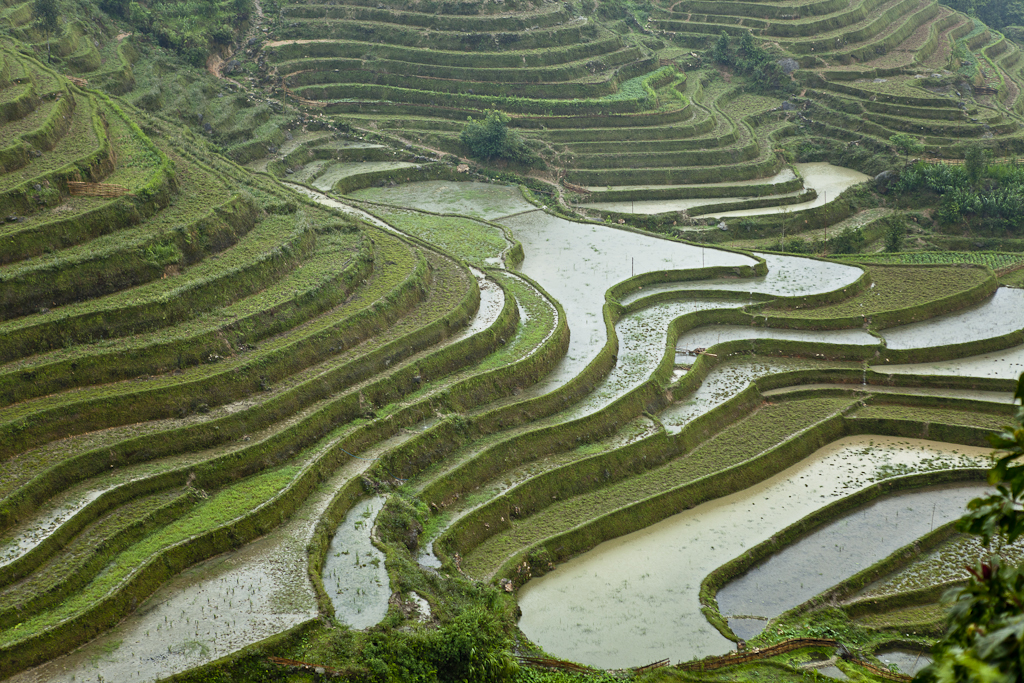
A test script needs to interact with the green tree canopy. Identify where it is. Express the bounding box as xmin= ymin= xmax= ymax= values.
xmin=33 ymin=0 xmax=59 ymax=62
xmin=459 ymin=110 xmax=536 ymax=165
xmin=891 ymin=133 xmax=925 ymax=168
